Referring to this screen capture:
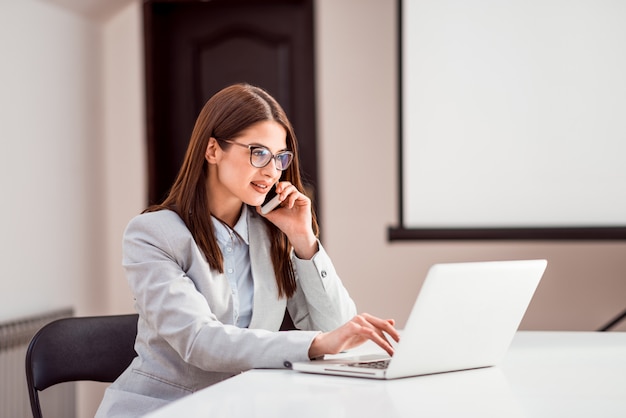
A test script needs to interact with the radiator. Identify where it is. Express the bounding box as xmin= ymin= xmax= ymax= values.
xmin=0 ymin=308 xmax=73 ymax=418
